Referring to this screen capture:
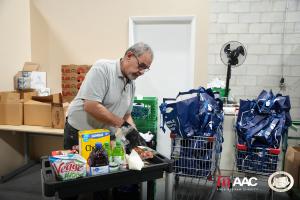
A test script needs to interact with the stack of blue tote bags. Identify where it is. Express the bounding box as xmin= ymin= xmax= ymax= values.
xmin=160 ymin=87 xmax=224 ymax=176
xmin=235 ymin=90 xmax=291 ymax=173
